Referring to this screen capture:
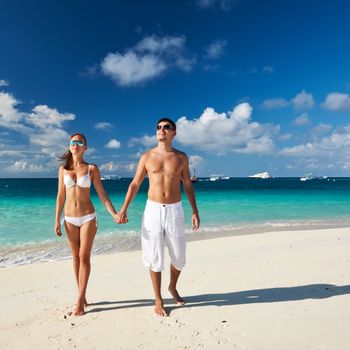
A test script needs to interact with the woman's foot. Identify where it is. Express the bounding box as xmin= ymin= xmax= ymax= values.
xmin=73 ymin=297 xmax=85 ymax=316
